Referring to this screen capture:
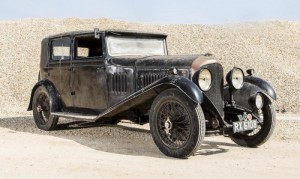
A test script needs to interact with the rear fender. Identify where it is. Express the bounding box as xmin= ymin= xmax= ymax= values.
xmin=27 ymin=80 xmax=61 ymax=112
